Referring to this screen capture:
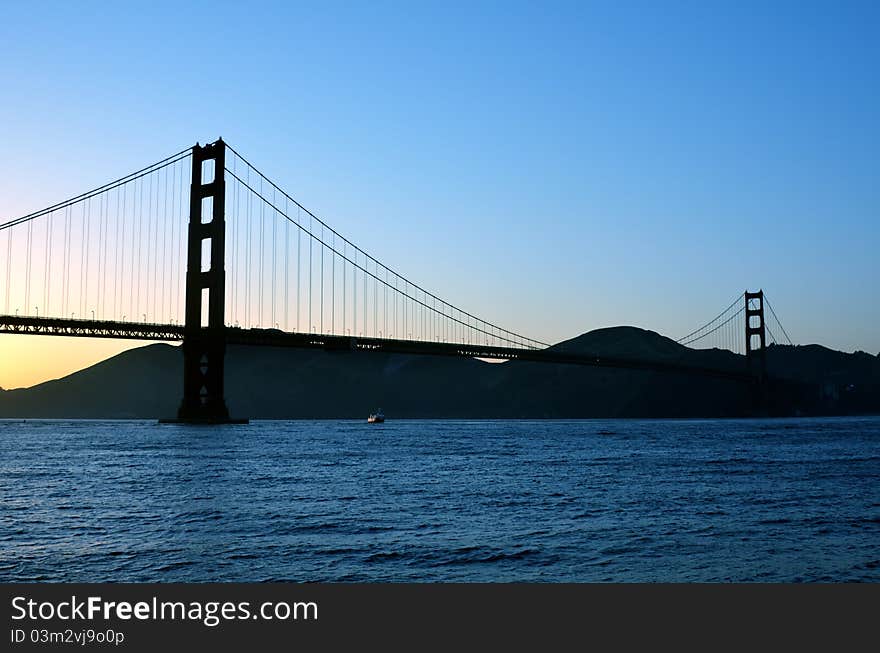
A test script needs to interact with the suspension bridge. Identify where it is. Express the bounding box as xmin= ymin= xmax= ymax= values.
xmin=0 ymin=139 xmax=793 ymax=422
